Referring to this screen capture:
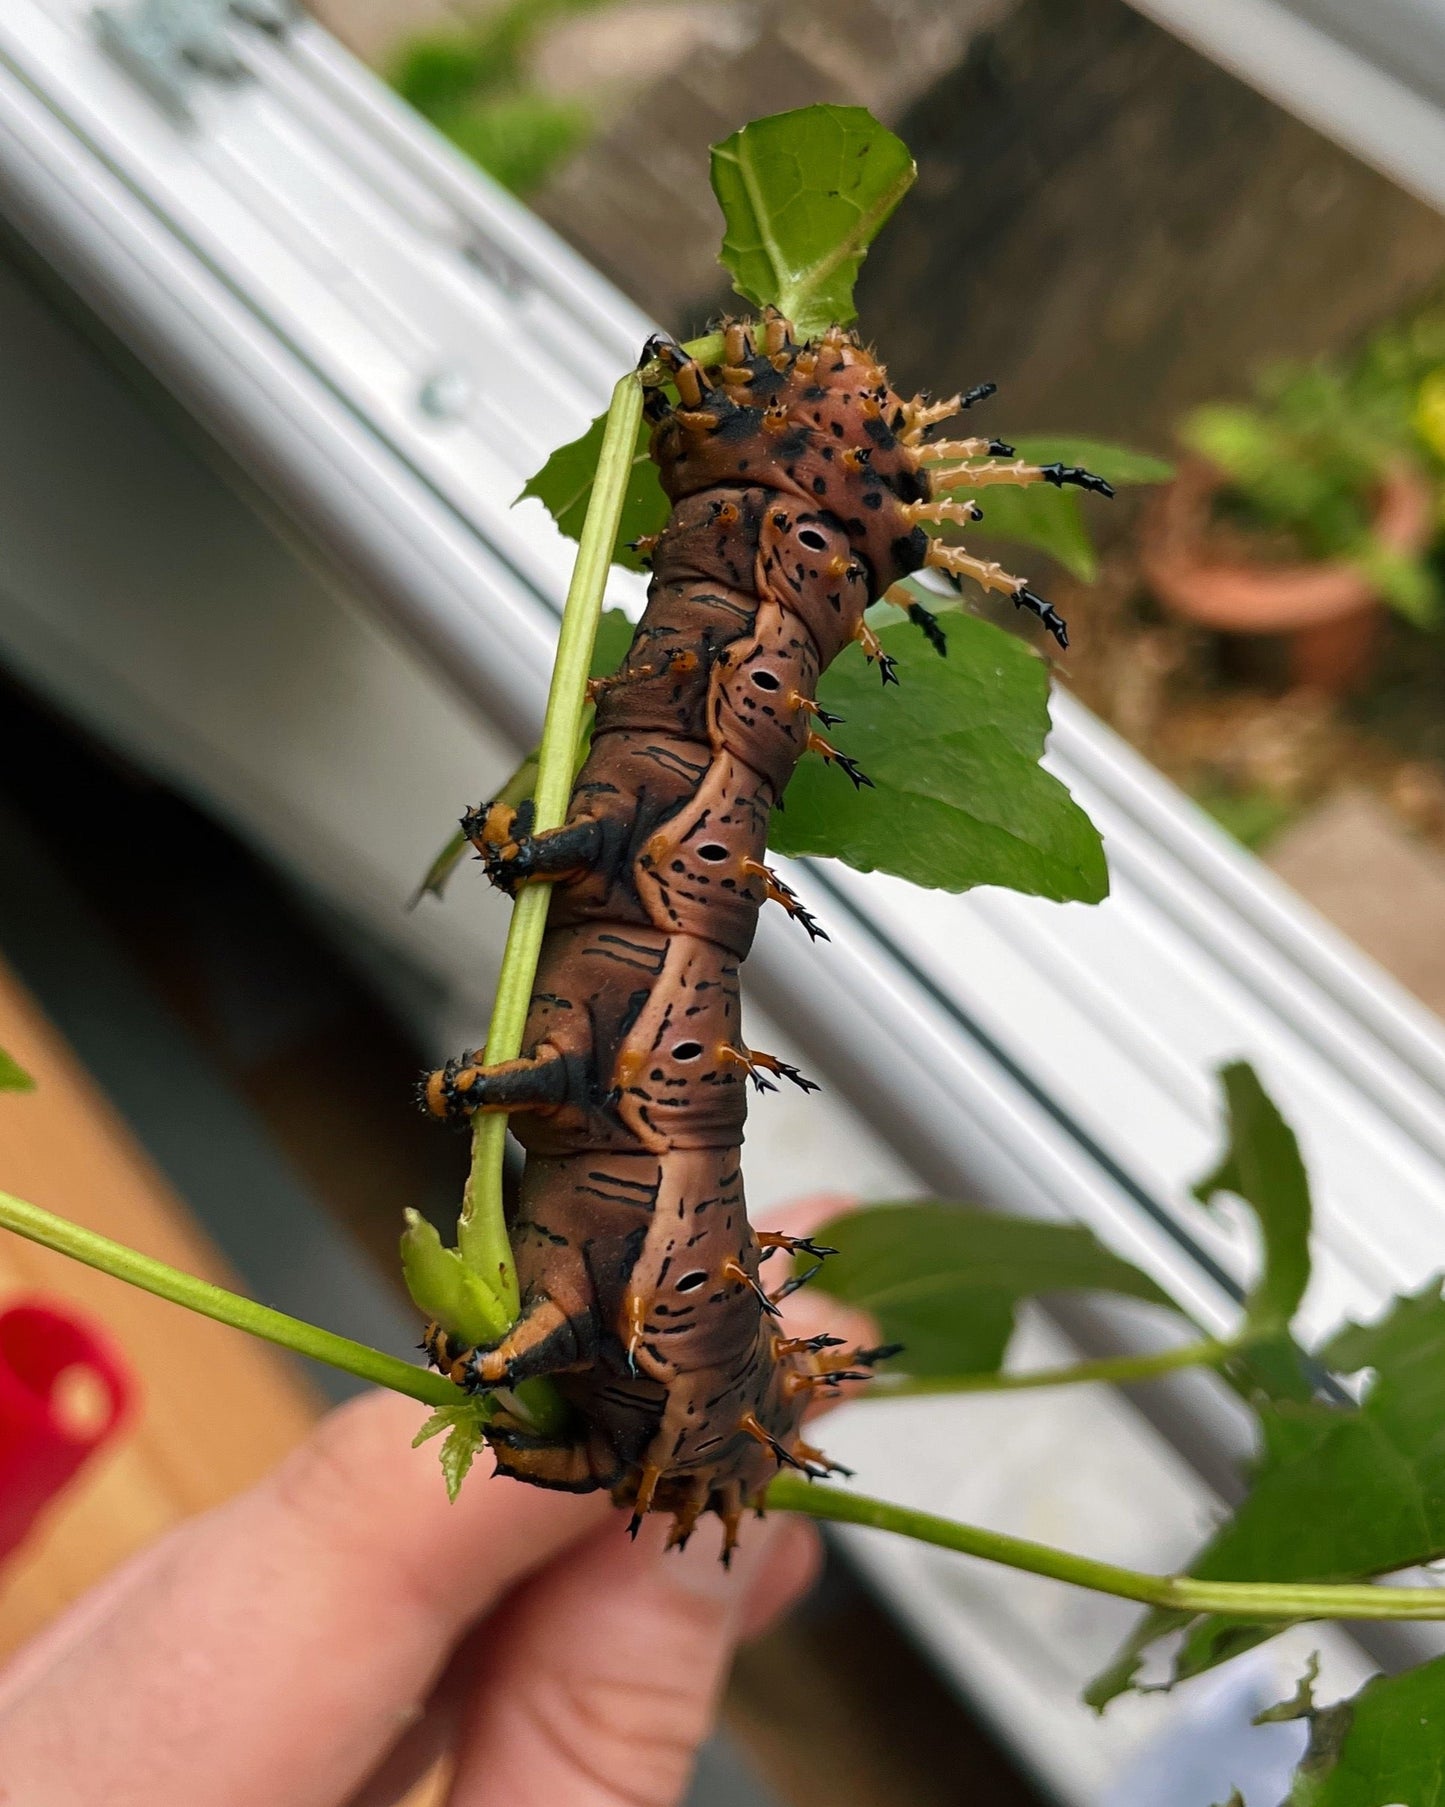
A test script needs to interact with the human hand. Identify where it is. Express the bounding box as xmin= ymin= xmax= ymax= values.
xmin=0 ymin=1196 xmax=866 ymax=1807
